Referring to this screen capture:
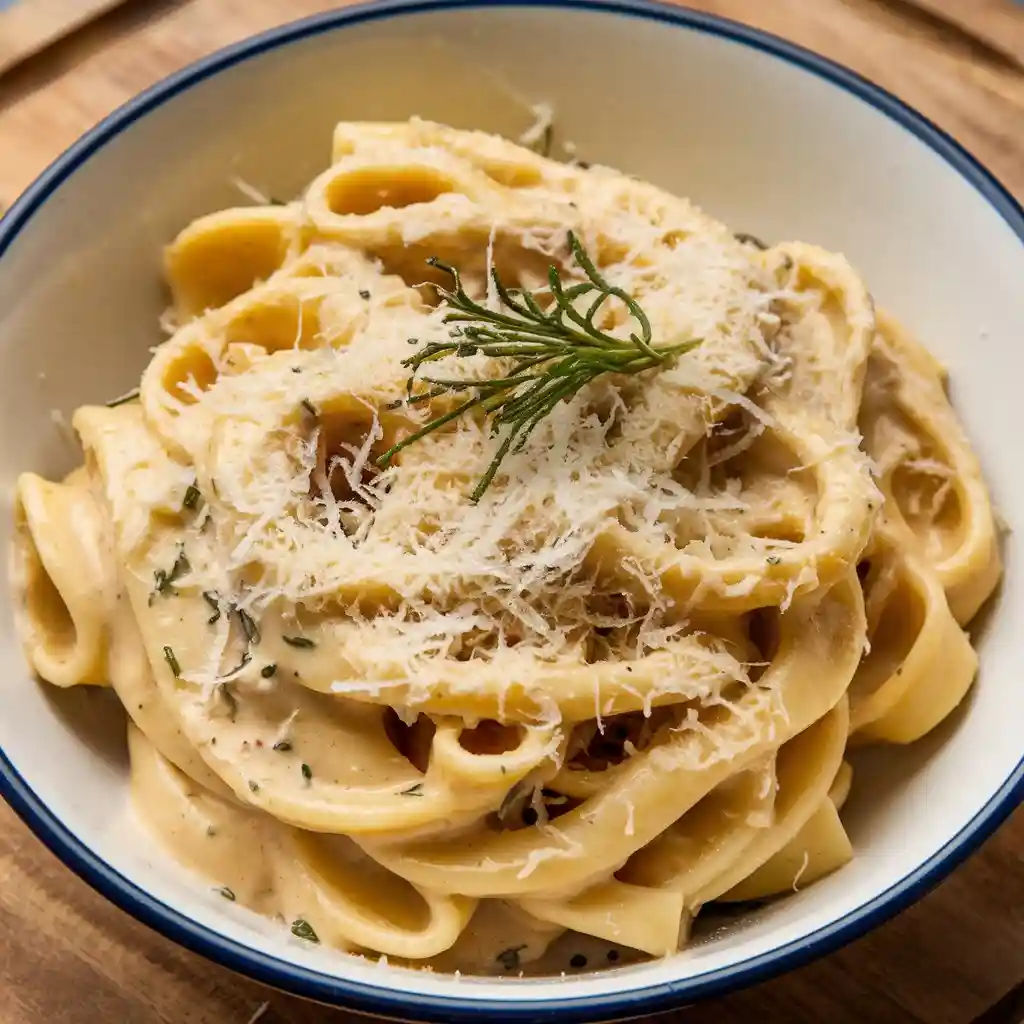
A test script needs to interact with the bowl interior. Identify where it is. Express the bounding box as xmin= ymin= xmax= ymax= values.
xmin=0 ymin=2 xmax=1022 ymax=1015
